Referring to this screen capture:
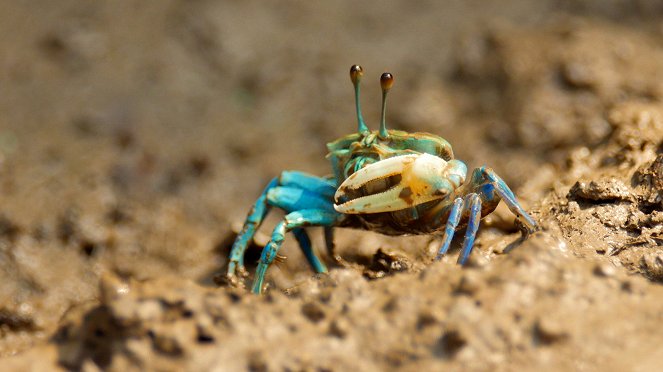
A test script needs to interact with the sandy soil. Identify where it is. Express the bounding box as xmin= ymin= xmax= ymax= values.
xmin=0 ymin=1 xmax=662 ymax=371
